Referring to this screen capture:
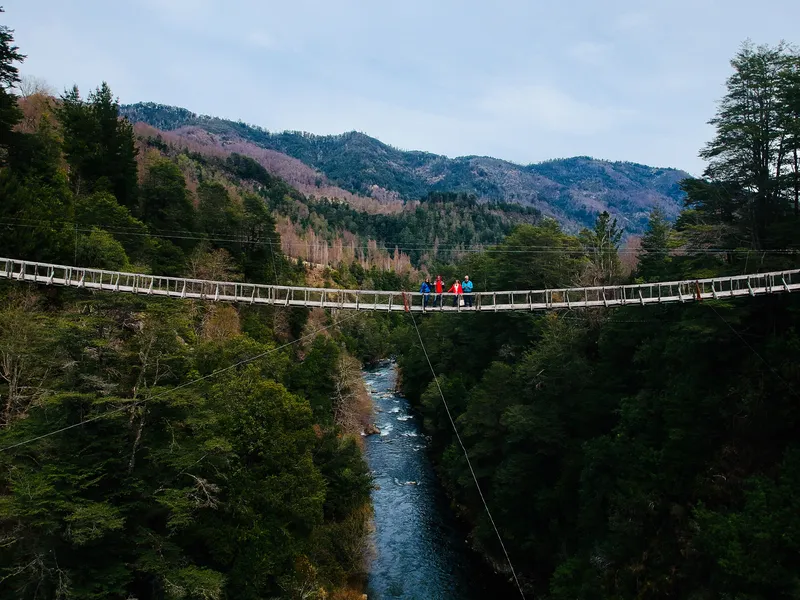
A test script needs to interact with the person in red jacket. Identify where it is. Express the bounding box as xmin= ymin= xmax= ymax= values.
xmin=447 ymin=279 xmax=462 ymax=307
xmin=434 ymin=275 xmax=444 ymax=307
